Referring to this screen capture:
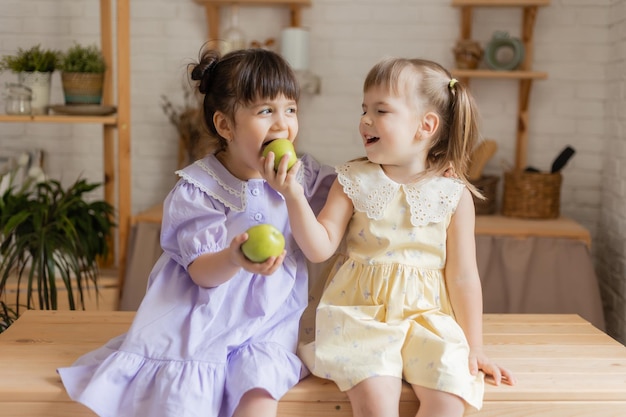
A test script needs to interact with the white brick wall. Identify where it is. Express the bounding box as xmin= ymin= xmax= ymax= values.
xmin=1 ymin=0 xmax=624 ymax=339
xmin=598 ymin=0 xmax=626 ymax=343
